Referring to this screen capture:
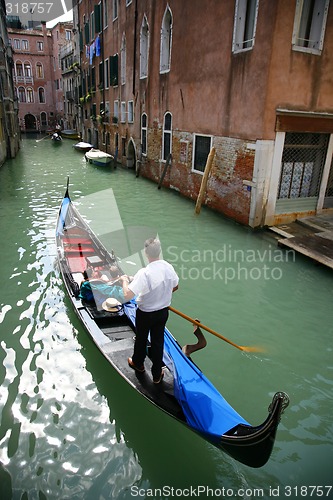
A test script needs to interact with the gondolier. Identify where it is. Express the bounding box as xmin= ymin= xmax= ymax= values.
xmin=120 ymin=238 xmax=179 ymax=384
